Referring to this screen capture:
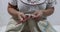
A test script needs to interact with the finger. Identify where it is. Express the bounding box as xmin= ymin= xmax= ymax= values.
xmin=33 ymin=11 xmax=38 ymax=15
xmin=17 ymin=17 xmax=23 ymax=24
xmin=31 ymin=14 xmax=36 ymax=18
xmin=33 ymin=14 xmax=40 ymax=21
xmin=18 ymin=16 xmax=23 ymax=22
xmin=32 ymin=13 xmax=40 ymax=19
xmin=36 ymin=13 xmax=40 ymax=17
xmin=22 ymin=16 xmax=30 ymax=23
xmin=21 ymin=14 xmax=26 ymax=19
xmin=36 ymin=12 xmax=43 ymax=17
